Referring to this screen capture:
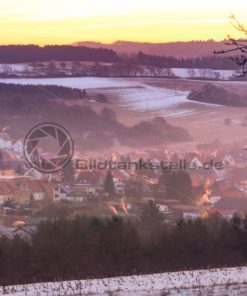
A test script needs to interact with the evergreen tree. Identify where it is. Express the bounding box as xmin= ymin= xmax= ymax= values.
xmin=140 ymin=201 xmax=164 ymax=227
xmin=159 ymin=170 xmax=193 ymax=203
xmin=104 ymin=170 xmax=115 ymax=197
xmin=139 ymin=201 xmax=165 ymax=245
